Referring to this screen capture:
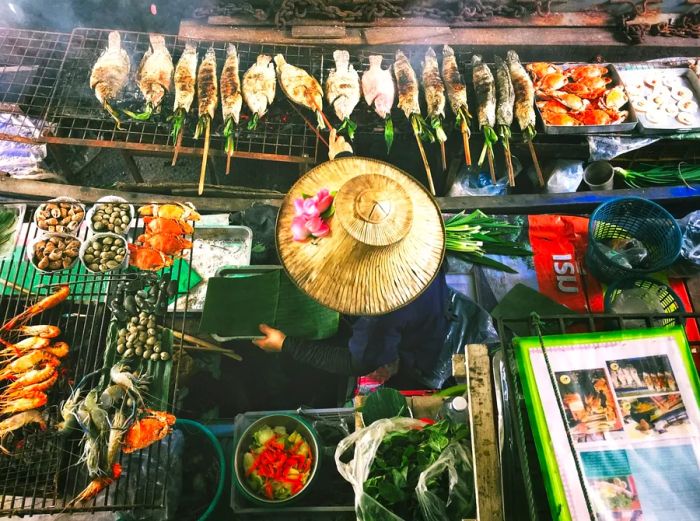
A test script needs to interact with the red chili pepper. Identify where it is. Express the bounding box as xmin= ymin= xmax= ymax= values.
xmin=418 ymin=418 xmax=436 ymax=425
